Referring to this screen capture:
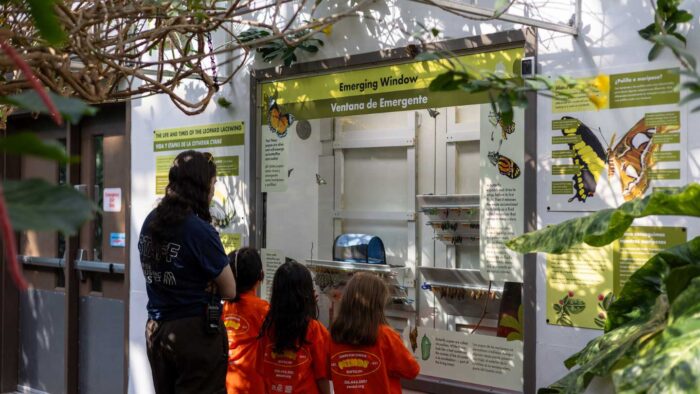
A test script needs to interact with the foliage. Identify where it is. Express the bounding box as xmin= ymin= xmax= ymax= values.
xmin=500 ymin=304 xmax=524 ymax=341
xmin=26 ymin=0 xmax=67 ymax=46
xmin=0 ymin=0 xmax=368 ymax=114
xmin=240 ymin=28 xmax=324 ymax=67
xmin=0 ymin=91 xmax=97 ymax=123
xmin=537 ymin=237 xmax=700 ymax=393
xmin=507 ymin=183 xmax=700 ymax=254
xmin=4 ymin=179 xmax=96 ymax=235
xmin=638 ymin=0 xmax=700 ymax=112
xmin=594 ymin=292 xmax=616 ymax=328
